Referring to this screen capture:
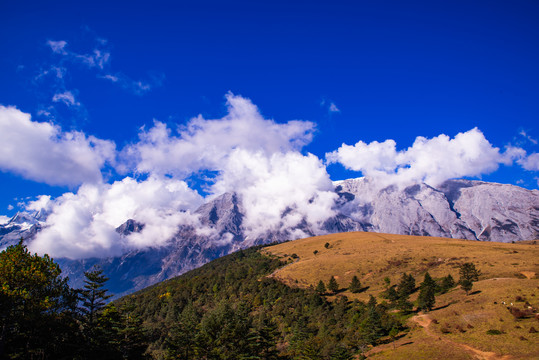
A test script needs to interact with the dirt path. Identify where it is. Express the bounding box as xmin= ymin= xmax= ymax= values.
xmin=411 ymin=314 xmax=513 ymax=360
